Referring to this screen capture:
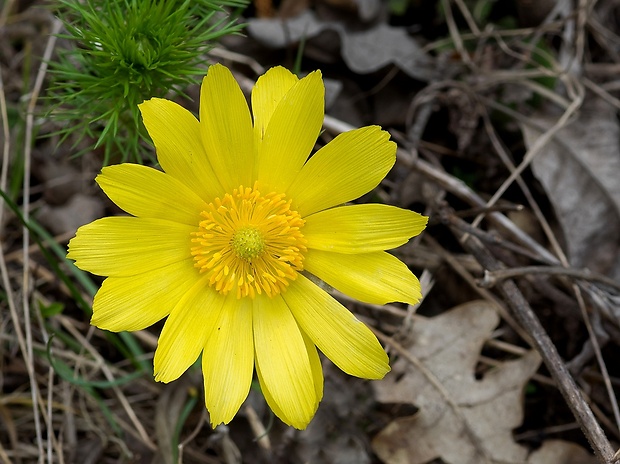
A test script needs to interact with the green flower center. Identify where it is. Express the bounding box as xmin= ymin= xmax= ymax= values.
xmin=232 ymin=227 xmax=264 ymax=260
